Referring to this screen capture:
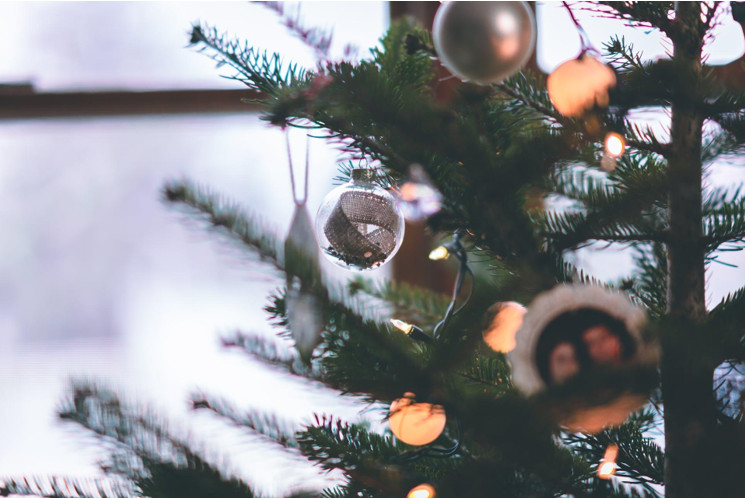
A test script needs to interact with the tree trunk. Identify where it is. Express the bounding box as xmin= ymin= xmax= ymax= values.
xmin=663 ymin=2 xmax=721 ymax=497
